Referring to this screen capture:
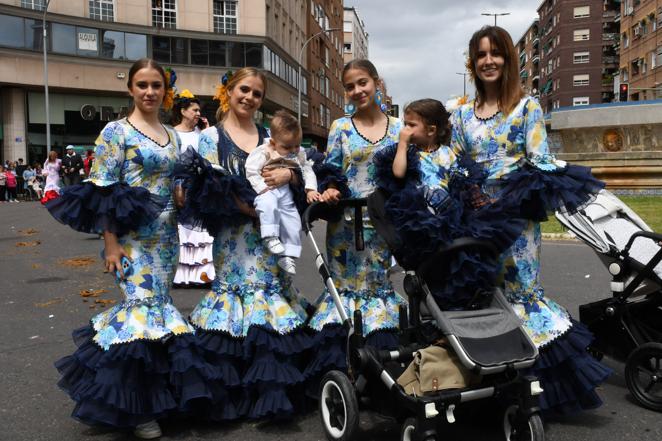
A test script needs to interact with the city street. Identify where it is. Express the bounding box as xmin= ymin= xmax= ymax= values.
xmin=1 ymin=201 xmax=661 ymax=441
